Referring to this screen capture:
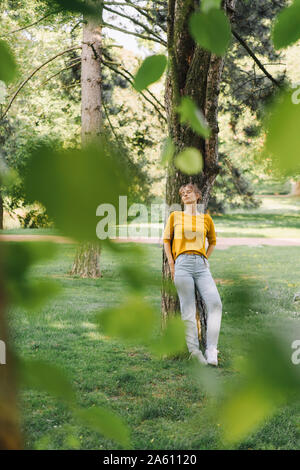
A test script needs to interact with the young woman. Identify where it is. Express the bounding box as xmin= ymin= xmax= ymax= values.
xmin=163 ymin=183 xmax=222 ymax=366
